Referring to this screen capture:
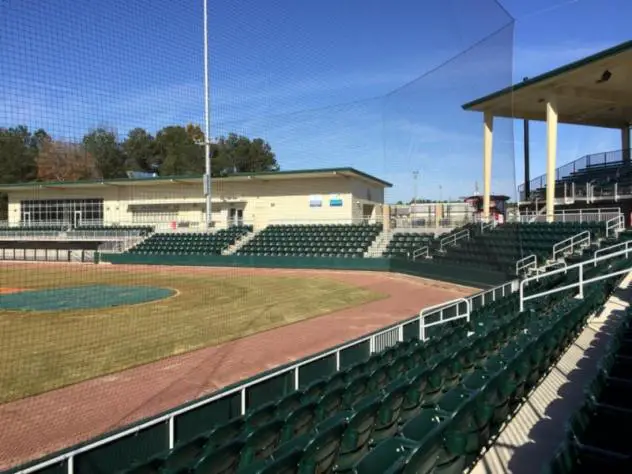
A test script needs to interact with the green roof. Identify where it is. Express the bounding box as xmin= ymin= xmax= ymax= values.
xmin=0 ymin=167 xmax=392 ymax=190
xmin=462 ymin=40 xmax=632 ymax=110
